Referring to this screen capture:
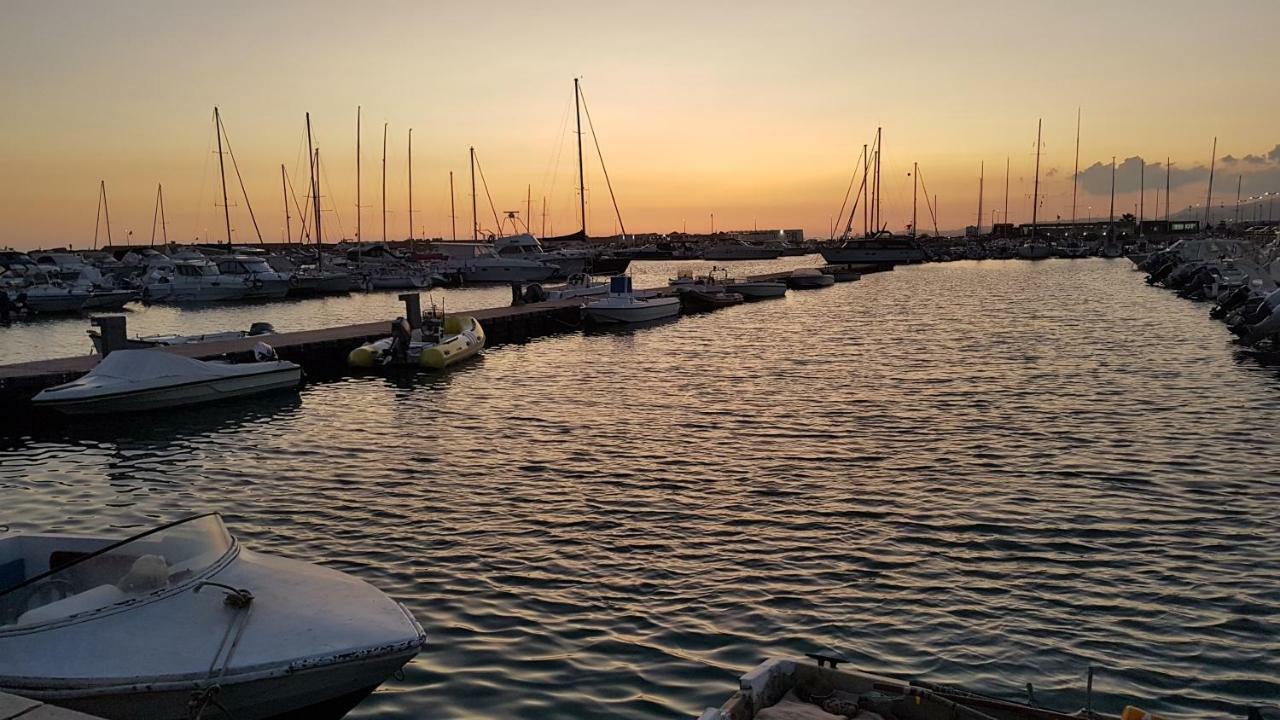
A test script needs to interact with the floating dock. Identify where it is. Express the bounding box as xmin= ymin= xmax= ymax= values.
xmin=0 ymin=265 xmax=879 ymax=406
